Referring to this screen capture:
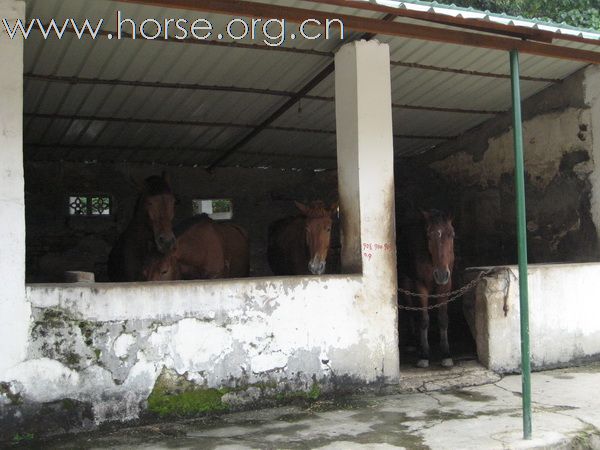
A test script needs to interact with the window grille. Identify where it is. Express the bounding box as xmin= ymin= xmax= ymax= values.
xmin=69 ymin=195 xmax=111 ymax=216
